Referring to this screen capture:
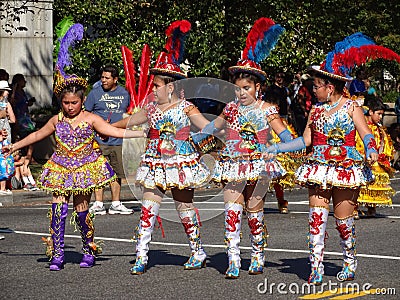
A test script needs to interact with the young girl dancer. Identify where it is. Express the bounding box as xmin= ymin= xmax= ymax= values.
xmin=5 ymin=23 xmax=144 ymax=271
xmin=356 ymin=98 xmax=395 ymax=216
xmin=196 ymin=18 xmax=304 ymax=279
xmin=114 ymin=20 xmax=212 ymax=275
xmin=293 ymin=33 xmax=400 ymax=284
